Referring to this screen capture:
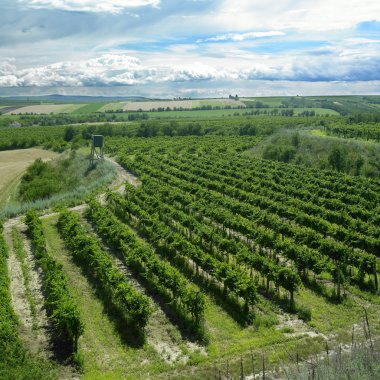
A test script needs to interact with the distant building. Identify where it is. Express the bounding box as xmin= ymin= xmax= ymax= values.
xmin=9 ymin=121 xmax=21 ymax=128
